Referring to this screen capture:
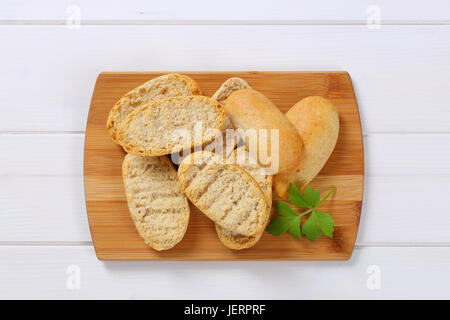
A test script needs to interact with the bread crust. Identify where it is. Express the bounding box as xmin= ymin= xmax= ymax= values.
xmin=211 ymin=77 xmax=250 ymax=106
xmin=205 ymin=78 xmax=250 ymax=156
xmin=224 ymin=88 xmax=303 ymax=174
xmin=116 ymin=96 xmax=225 ymax=156
xmin=215 ymin=149 xmax=273 ymax=250
xmin=107 ymin=73 xmax=202 ymax=142
xmin=122 ymin=154 xmax=190 ymax=251
xmin=177 ymin=151 xmax=267 ymax=237
xmin=273 ymin=96 xmax=339 ymax=198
